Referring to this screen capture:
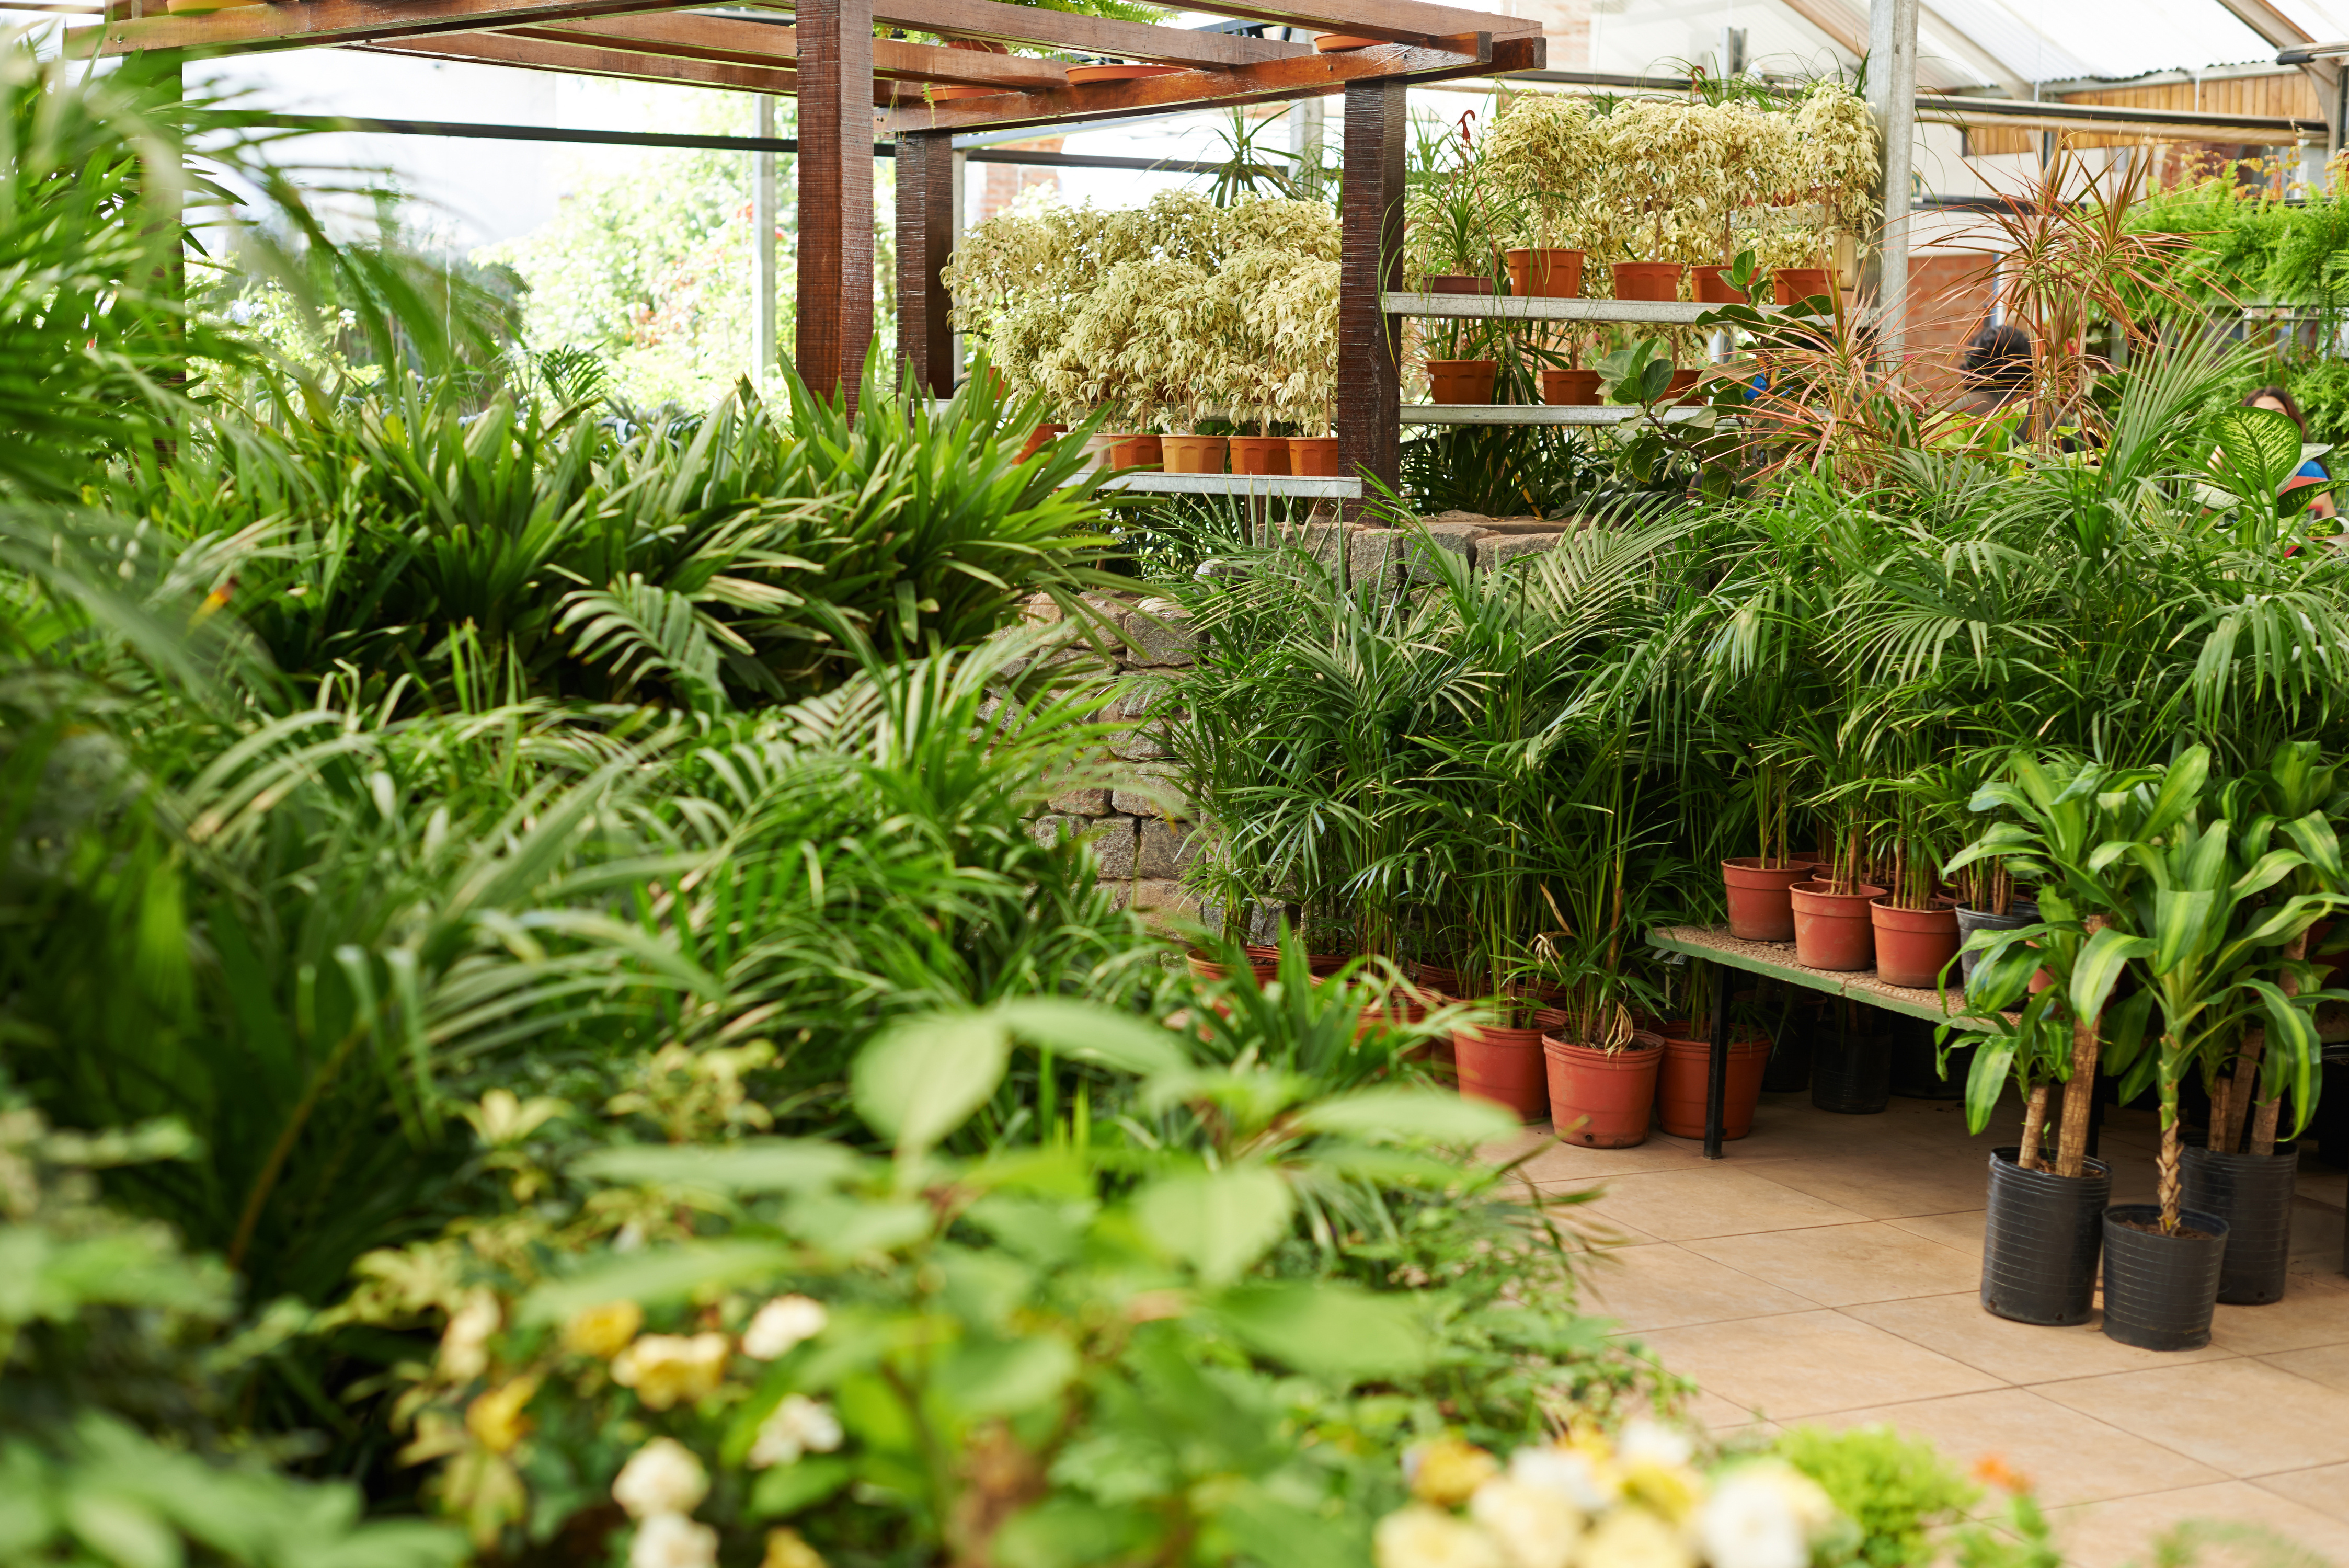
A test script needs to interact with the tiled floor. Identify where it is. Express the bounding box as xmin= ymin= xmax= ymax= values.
xmin=1493 ymin=1093 xmax=2349 ymax=1568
